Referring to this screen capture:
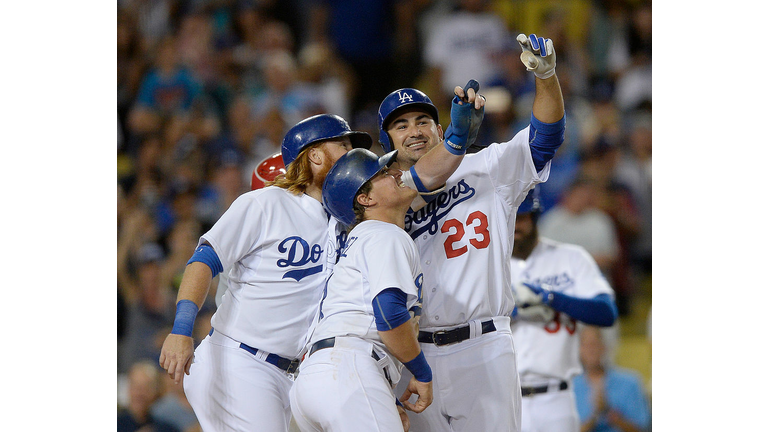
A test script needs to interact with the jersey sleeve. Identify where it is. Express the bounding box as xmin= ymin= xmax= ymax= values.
xmin=364 ymin=229 xmax=421 ymax=306
xmin=200 ymin=193 xmax=266 ymax=271
xmin=567 ymin=245 xmax=615 ymax=299
xmin=483 ymin=126 xmax=552 ymax=209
